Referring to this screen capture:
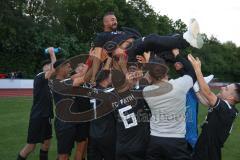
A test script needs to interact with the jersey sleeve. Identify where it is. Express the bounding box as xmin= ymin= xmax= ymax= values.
xmin=35 ymin=72 xmax=47 ymax=85
xmin=213 ymin=98 xmax=238 ymax=124
xmin=213 ymin=98 xmax=233 ymax=112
